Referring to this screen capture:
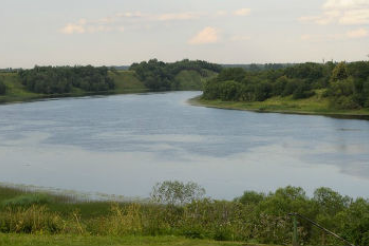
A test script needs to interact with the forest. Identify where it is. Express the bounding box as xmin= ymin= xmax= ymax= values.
xmin=203 ymin=61 xmax=369 ymax=109
xmin=18 ymin=66 xmax=115 ymax=94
